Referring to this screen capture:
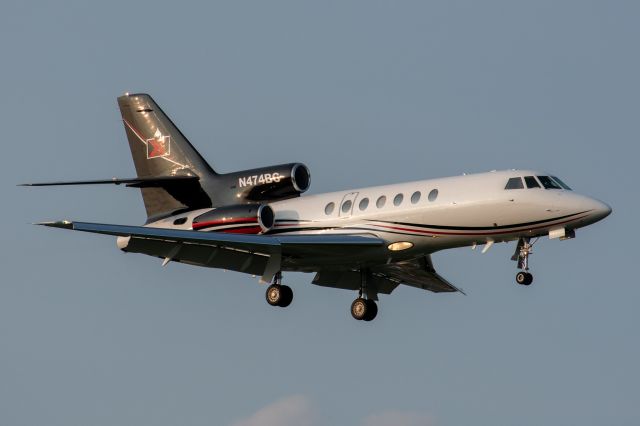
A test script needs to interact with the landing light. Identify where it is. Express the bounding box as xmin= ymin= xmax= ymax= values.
xmin=387 ymin=241 xmax=413 ymax=251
